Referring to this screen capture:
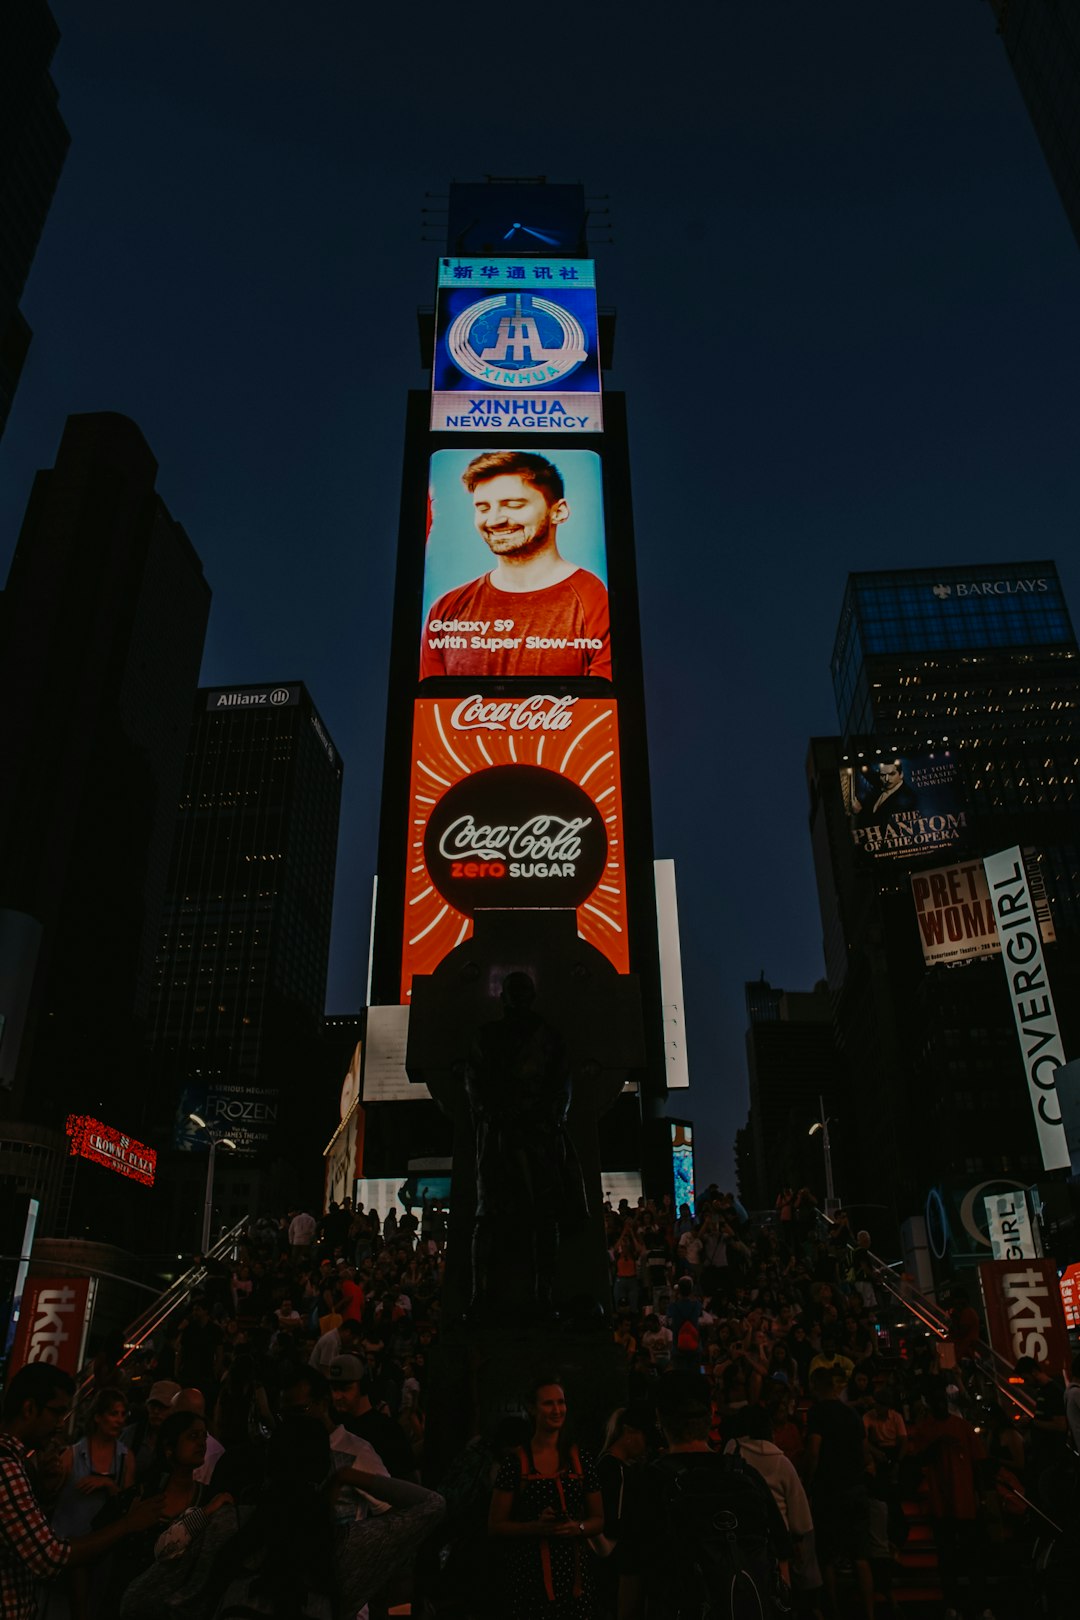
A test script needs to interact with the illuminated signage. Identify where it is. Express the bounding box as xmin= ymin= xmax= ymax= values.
xmin=173 ymin=1082 xmax=278 ymax=1155
xmin=984 ymin=1190 xmax=1039 ymax=1261
xmin=65 ymin=1114 xmax=156 ymax=1186
xmin=983 ymin=846 xmax=1070 ymax=1172
xmin=205 ymin=685 xmax=298 ymax=711
xmin=911 ymin=852 xmax=1055 ymax=967
xmin=402 ymin=695 xmax=628 ymax=997
xmin=421 ymin=448 xmax=609 ymax=681
xmin=671 ymin=1121 xmax=695 ymax=1218
xmin=842 ymin=750 xmax=967 ymax=863
xmin=979 ymin=1258 xmax=1069 ymax=1367
xmin=432 ymin=258 xmax=602 ymax=433
xmin=1060 ymin=1262 xmax=1080 ymax=1330
xmin=8 ymin=1275 xmax=93 ymax=1376
xmin=930 ymin=577 xmax=1050 ymax=600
